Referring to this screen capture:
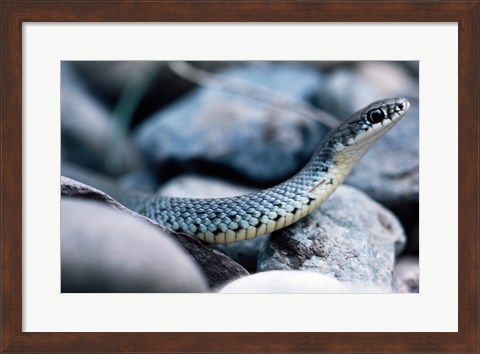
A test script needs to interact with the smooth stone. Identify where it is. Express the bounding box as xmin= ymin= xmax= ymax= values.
xmin=134 ymin=62 xmax=328 ymax=186
xmin=356 ymin=62 xmax=419 ymax=100
xmin=219 ymin=270 xmax=390 ymax=293
xmin=61 ymin=176 xmax=249 ymax=288
xmin=312 ymin=62 xmax=418 ymax=119
xmin=61 ymin=198 xmax=208 ymax=293
xmin=394 ymin=256 xmax=420 ymax=293
xmin=158 ymin=174 xmax=257 ymax=198
xmin=258 ymin=185 xmax=406 ymax=290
